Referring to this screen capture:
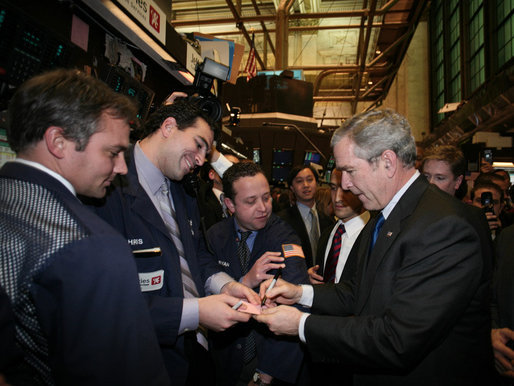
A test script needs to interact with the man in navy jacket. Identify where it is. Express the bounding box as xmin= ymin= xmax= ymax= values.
xmin=204 ymin=162 xmax=310 ymax=385
xmin=0 ymin=69 xmax=168 ymax=385
xmin=93 ymin=101 xmax=258 ymax=385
